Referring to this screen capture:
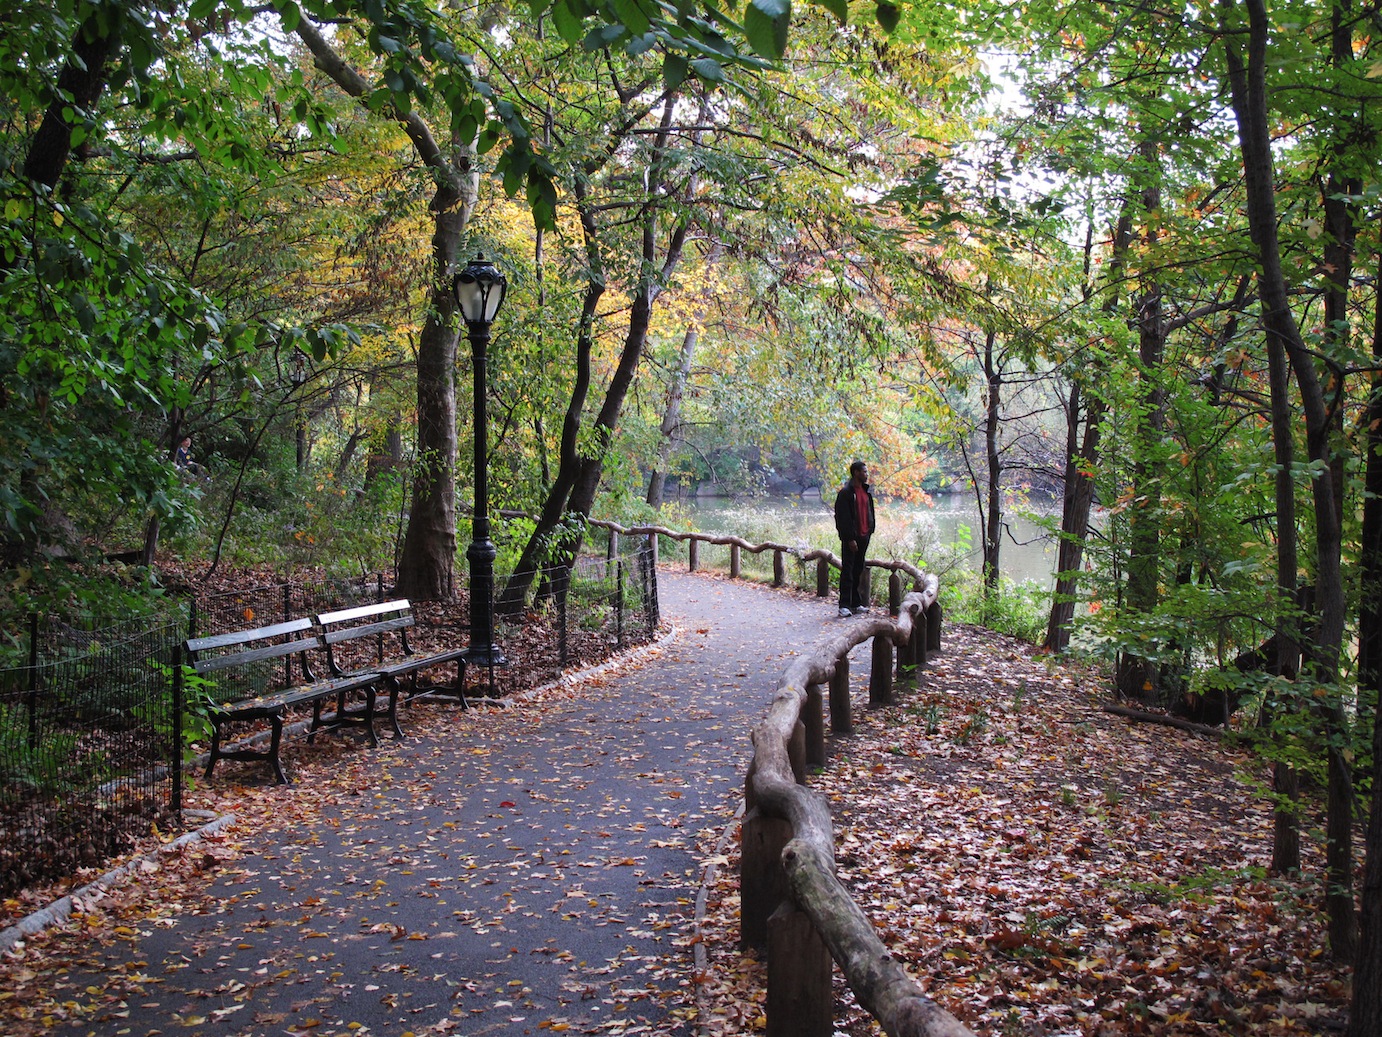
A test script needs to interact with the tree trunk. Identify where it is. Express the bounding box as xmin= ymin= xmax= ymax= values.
xmin=295 ymin=19 xmax=477 ymax=601
xmin=646 ymin=323 xmax=698 ymax=509
xmin=494 ymin=271 xmax=603 ymax=616
xmin=22 ymin=12 xmax=118 ymax=190
xmin=1045 ymin=211 xmax=1128 ymax=653
xmin=981 ymin=328 xmax=1002 ymax=594
xmin=1353 ymin=252 xmax=1382 ymax=1036
xmin=395 ymin=207 xmax=465 ymax=601
xmin=1222 ymin=0 xmax=1355 ymax=962
xmin=1044 ymin=385 xmax=1103 ymax=652
xmin=497 ymin=97 xmax=689 ymax=613
xmin=1266 ymin=242 xmax=1302 ymax=877
xmin=1116 ymin=137 xmax=1165 ymax=704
